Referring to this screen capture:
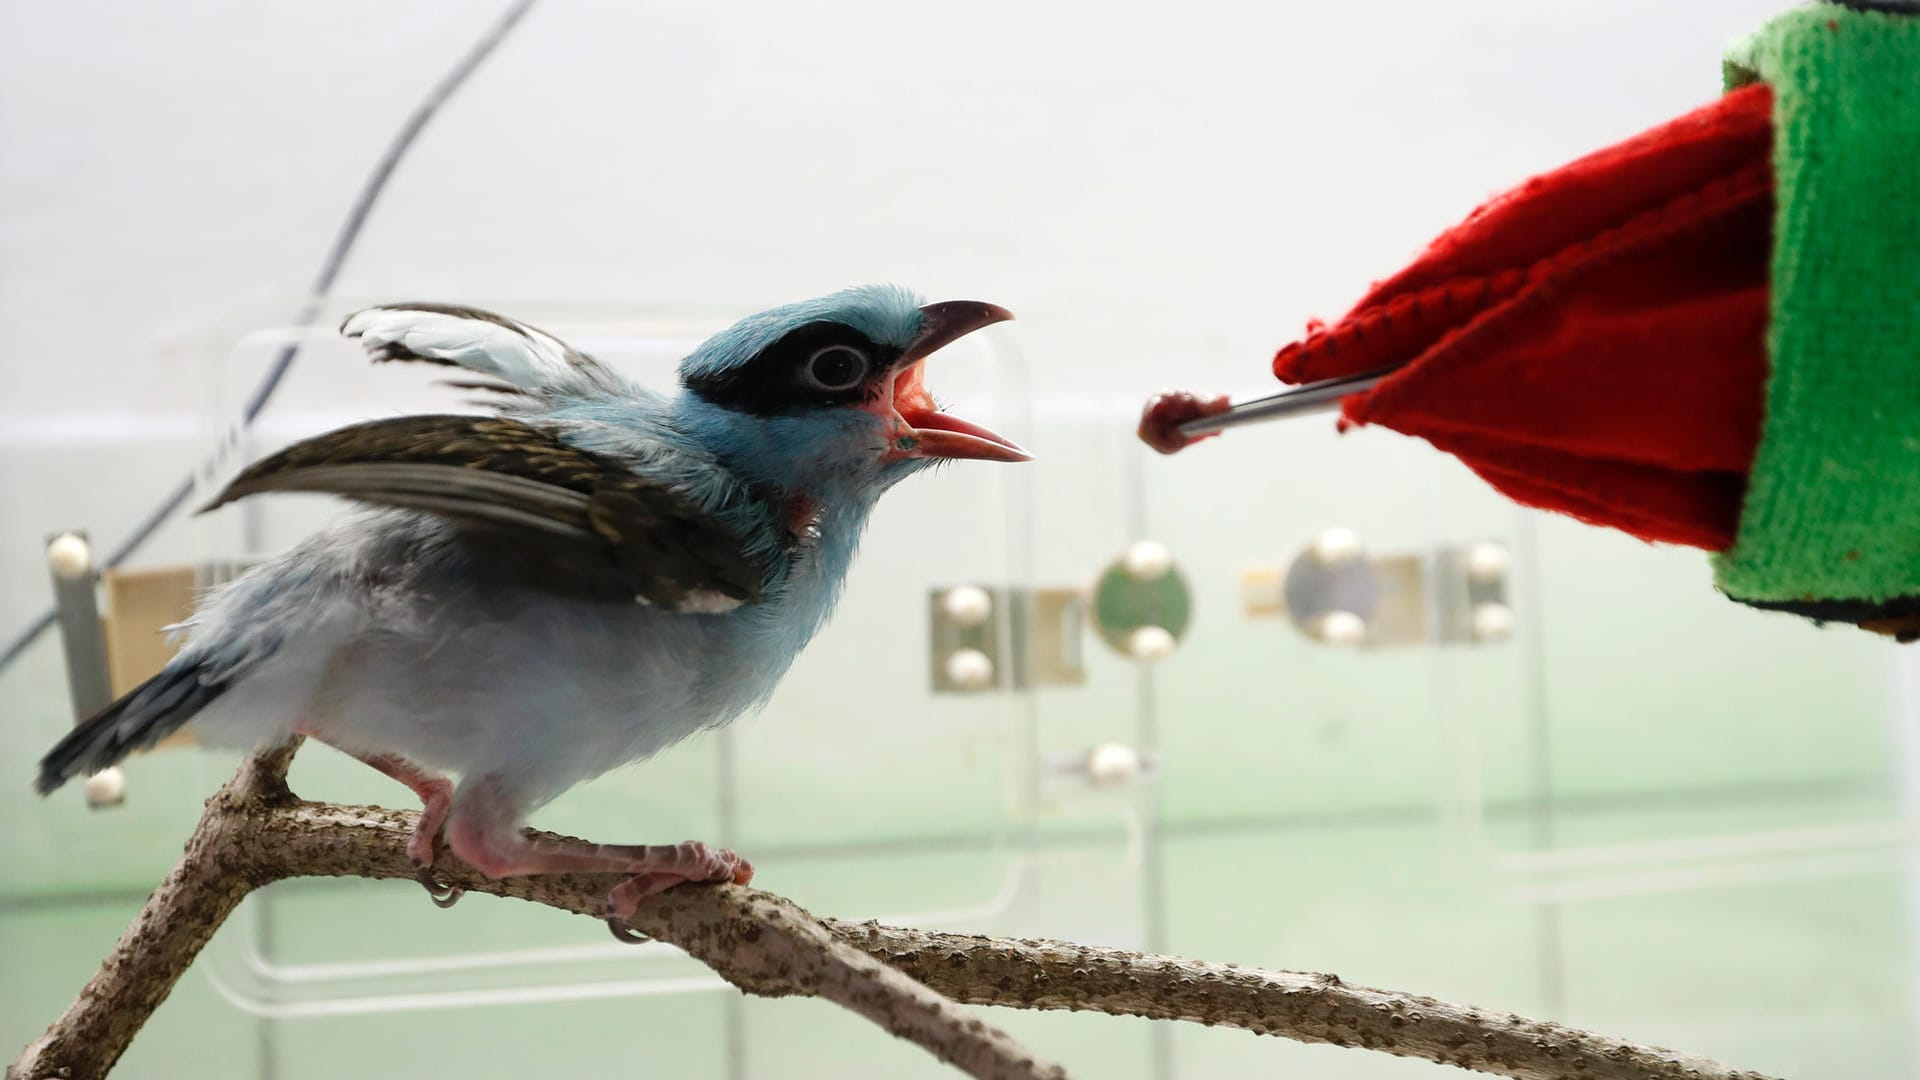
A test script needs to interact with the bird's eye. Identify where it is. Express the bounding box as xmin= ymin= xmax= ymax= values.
xmin=800 ymin=345 xmax=870 ymax=392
